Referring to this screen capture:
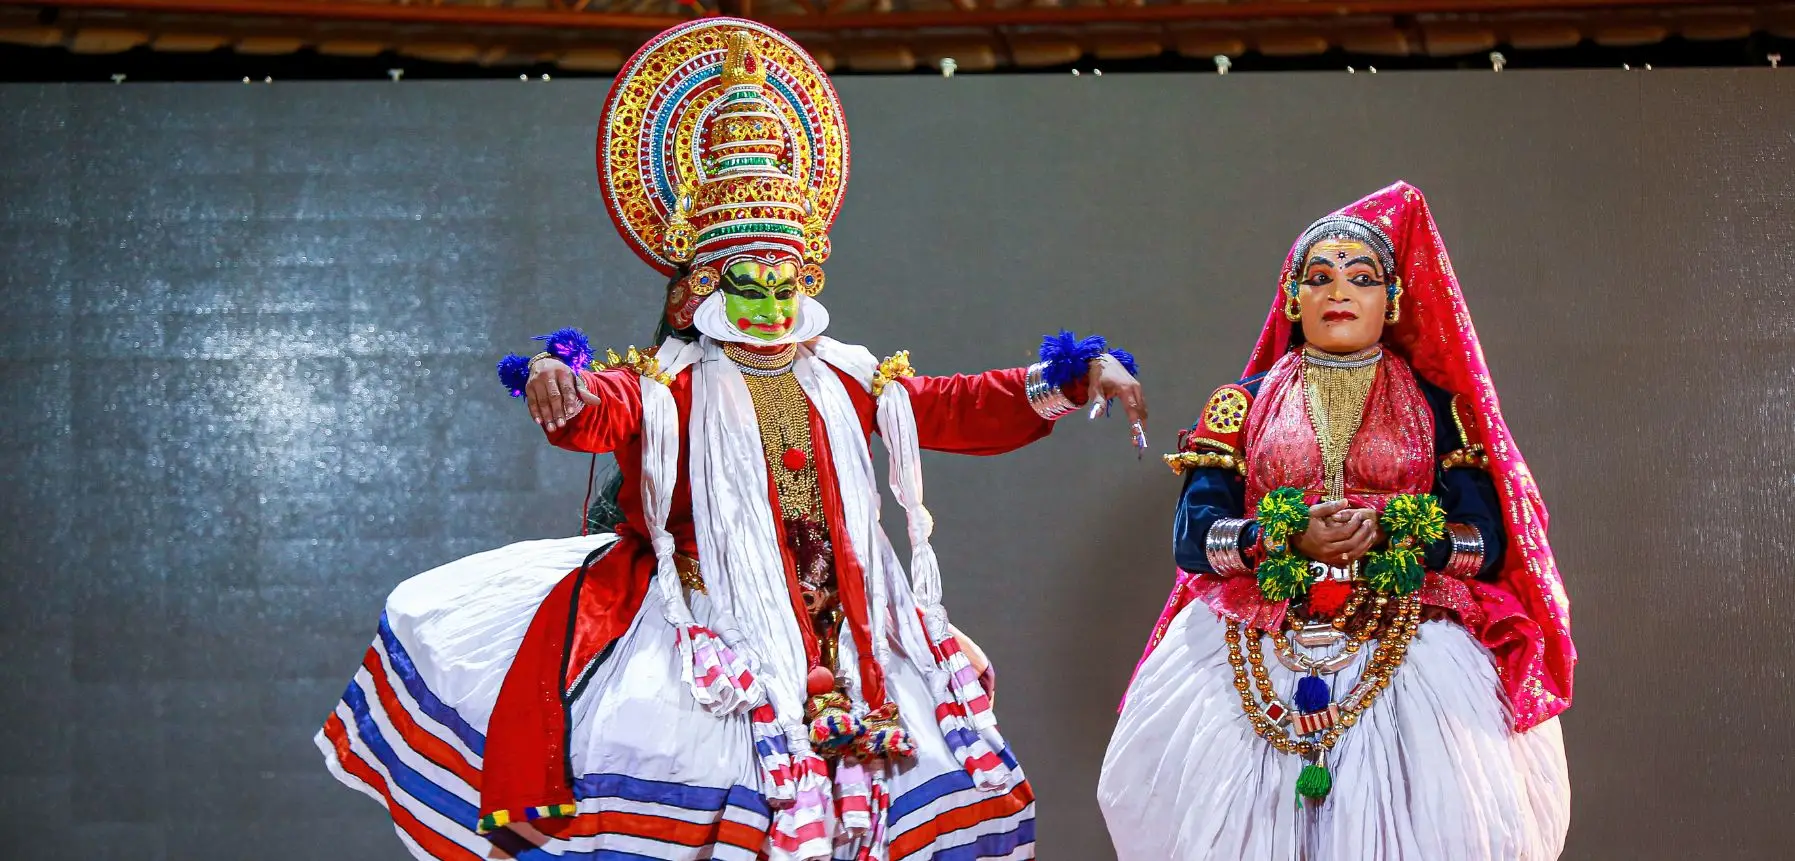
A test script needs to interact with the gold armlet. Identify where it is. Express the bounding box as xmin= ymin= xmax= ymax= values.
xmin=871 ymin=350 xmax=915 ymax=397
xmin=1439 ymin=444 xmax=1490 ymax=471
xmin=1164 ymin=451 xmax=1245 ymax=476
xmin=598 ymin=345 xmax=672 ymax=385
